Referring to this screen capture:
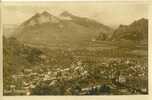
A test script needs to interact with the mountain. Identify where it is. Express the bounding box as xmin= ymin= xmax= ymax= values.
xmin=60 ymin=11 xmax=113 ymax=35
xmin=111 ymin=18 xmax=148 ymax=41
xmin=22 ymin=11 xmax=60 ymax=26
xmin=14 ymin=11 xmax=113 ymax=47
